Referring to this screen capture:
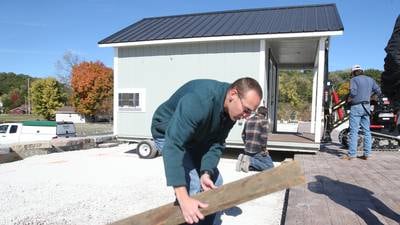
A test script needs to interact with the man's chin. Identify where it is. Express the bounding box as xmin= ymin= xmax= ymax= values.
xmin=232 ymin=116 xmax=241 ymax=121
